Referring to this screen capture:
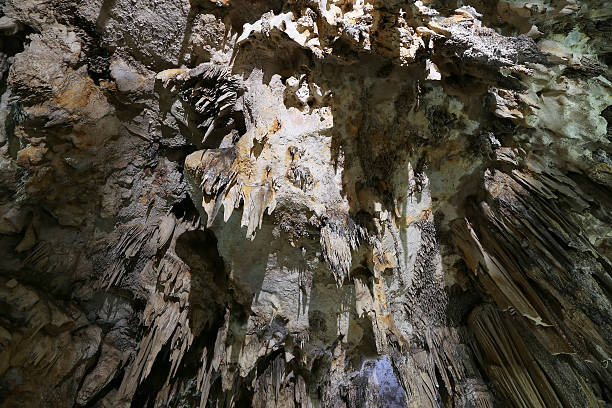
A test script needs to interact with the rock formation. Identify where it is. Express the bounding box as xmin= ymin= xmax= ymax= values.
xmin=0 ymin=0 xmax=610 ymax=407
